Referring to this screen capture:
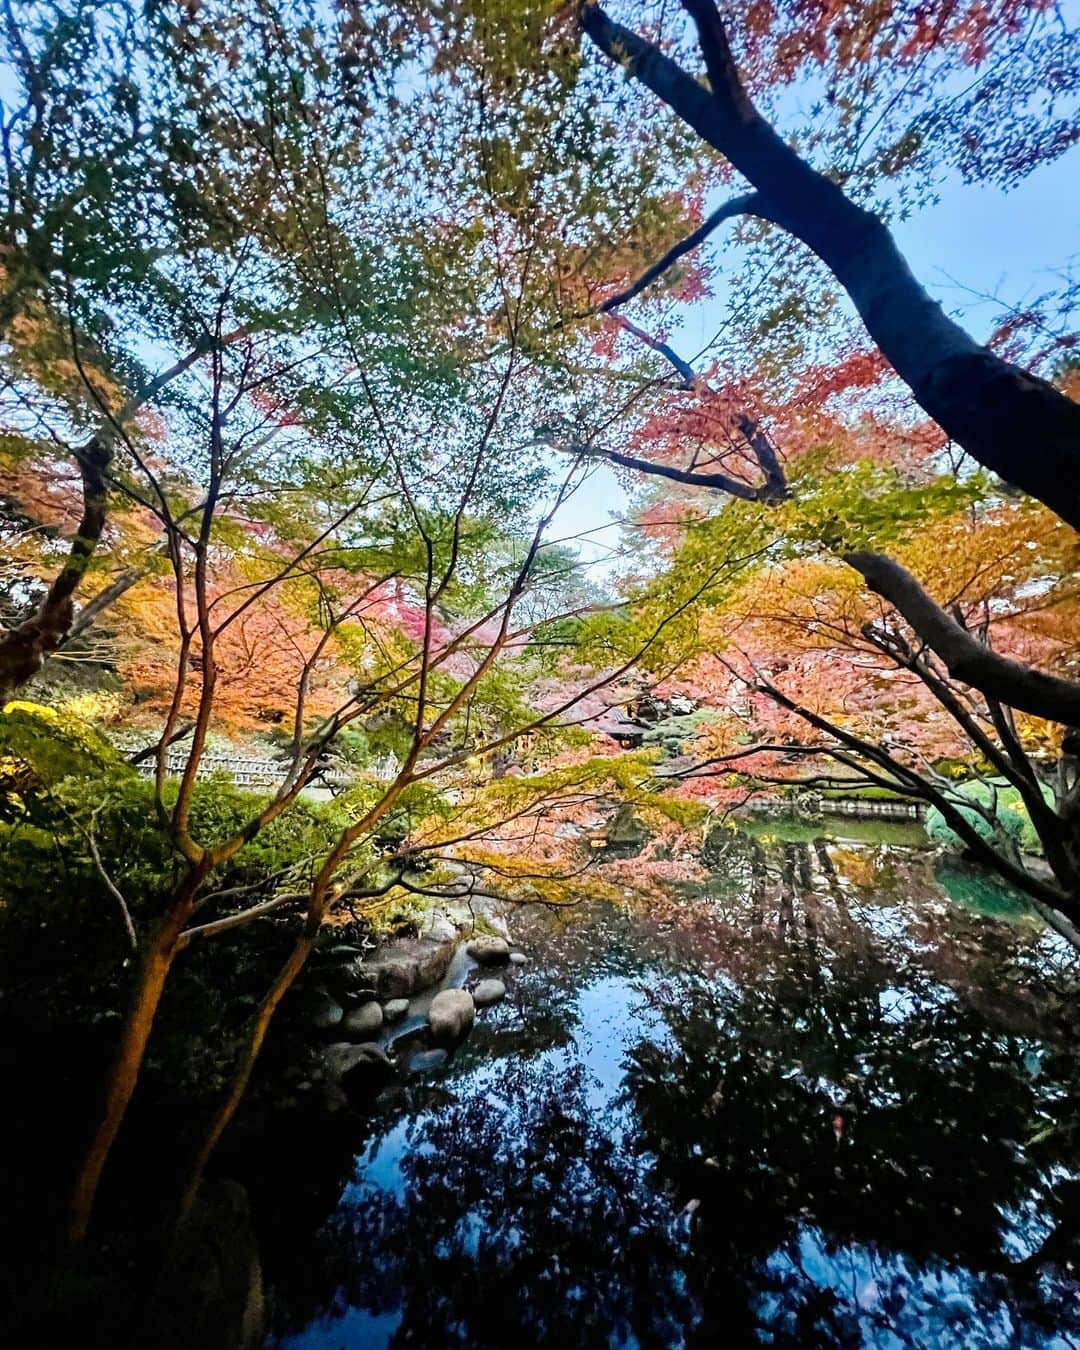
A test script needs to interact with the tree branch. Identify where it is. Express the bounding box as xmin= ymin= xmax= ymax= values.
xmin=845 ymin=551 xmax=1080 ymax=727
xmin=599 ymin=445 xmax=773 ymax=499
xmin=592 ymin=192 xmax=762 ymax=315
xmin=579 ymin=0 xmax=1080 ymax=530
